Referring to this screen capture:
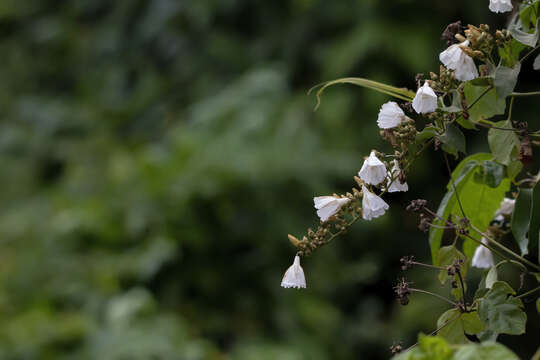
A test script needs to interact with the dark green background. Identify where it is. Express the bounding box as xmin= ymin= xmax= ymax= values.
xmin=0 ymin=1 xmax=538 ymax=359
